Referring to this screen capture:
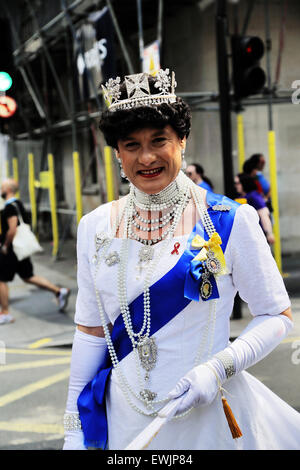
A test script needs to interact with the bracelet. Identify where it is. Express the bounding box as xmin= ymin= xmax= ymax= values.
xmin=63 ymin=412 xmax=82 ymax=432
xmin=214 ymin=350 xmax=235 ymax=379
